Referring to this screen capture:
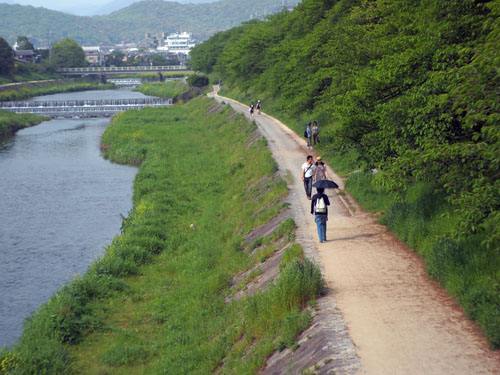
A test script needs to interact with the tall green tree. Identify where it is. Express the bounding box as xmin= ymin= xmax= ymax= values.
xmin=16 ymin=35 xmax=34 ymax=50
xmin=151 ymin=54 xmax=167 ymax=66
xmin=107 ymin=50 xmax=125 ymax=67
xmin=0 ymin=36 xmax=14 ymax=74
xmin=51 ymin=38 xmax=86 ymax=68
